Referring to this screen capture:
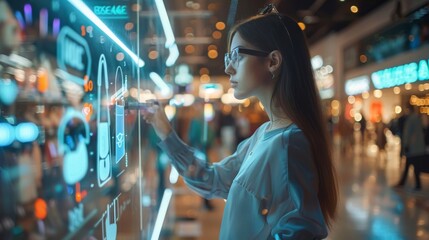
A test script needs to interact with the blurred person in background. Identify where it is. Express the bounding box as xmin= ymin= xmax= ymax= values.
xmin=0 ymin=0 xmax=21 ymax=56
xmin=374 ymin=115 xmax=387 ymax=160
xmin=338 ymin=112 xmax=354 ymax=156
xmin=187 ymin=102 xmax=216 ymax=210
xmin=395 ymin=104 xmax=426 ymax=190
xmin=142 ymin=3 xmax=337 ymax=239
xmin=359 ymin=112 xmax=367 ymax=145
